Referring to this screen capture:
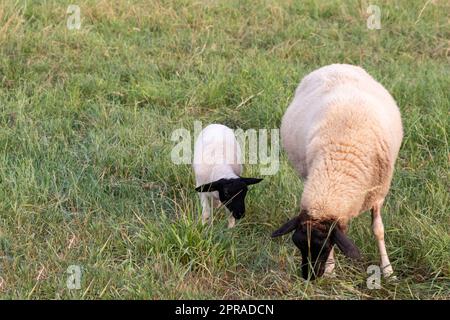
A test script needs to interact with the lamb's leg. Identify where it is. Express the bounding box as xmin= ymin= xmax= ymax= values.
xmin=371 ymin=201 xmax=394 ymax=278
xmin=200 ymin=193 xmax=212 ymax=225
xmin=212 ymin=198 xmax=221 ymax=208
xmin=227 ymin=216 xmax=236 ymax=229
xmin=324 ymin=247 xmax=335 ymax=276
